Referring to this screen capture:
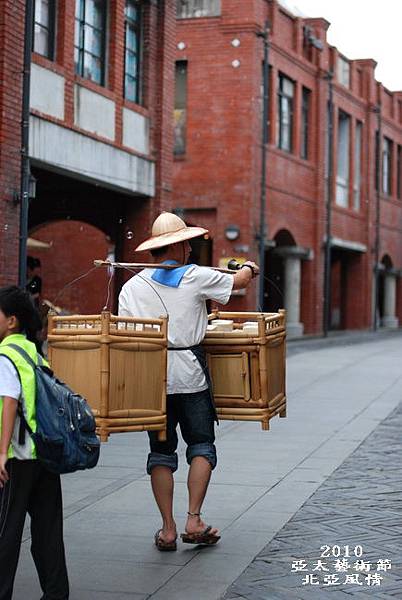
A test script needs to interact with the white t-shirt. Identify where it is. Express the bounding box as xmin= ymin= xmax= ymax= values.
xmin=0 ymin=356 xmax=21 ymax=399
xmin=119 ymin=265 xmax=233 ymax=394
xmin=0 ymin=355 xmax=32 ymax=460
